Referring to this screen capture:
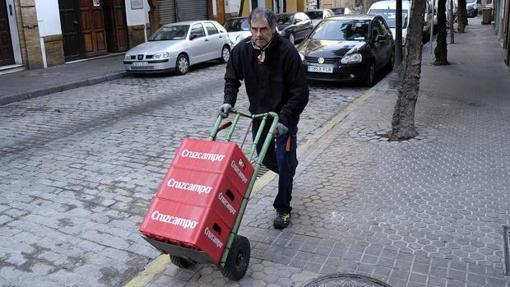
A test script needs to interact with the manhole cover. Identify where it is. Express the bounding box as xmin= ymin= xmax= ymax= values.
xmin=303 ymin=274 xmax=391 ymax=287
